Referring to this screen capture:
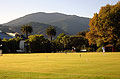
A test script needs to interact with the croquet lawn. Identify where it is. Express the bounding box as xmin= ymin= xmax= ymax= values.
xmin=0 ymin=53 xmax=120 ymax=79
